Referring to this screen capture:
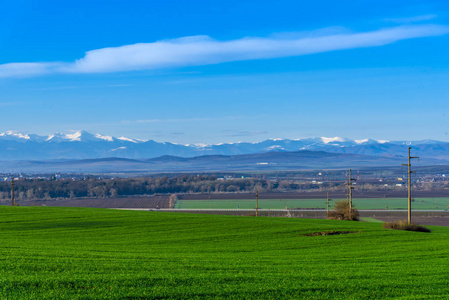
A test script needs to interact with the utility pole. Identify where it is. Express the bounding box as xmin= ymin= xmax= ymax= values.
xmin=346 ymin=188 xmax=349 ymax=206
xmin=346 ymin=170 xmax=349 ymax=206
xmin=11 ymin=177 xmax=15 ymax=206
xmin=346 ymin=169 xmax=356 ymax=210
xmin=255 ymin=190 xmax=259 ymax=217
xmin=402 ymin=147 xmax=419 ymax=224
xmin=326 ymin=192 xmax=332 ymax=218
